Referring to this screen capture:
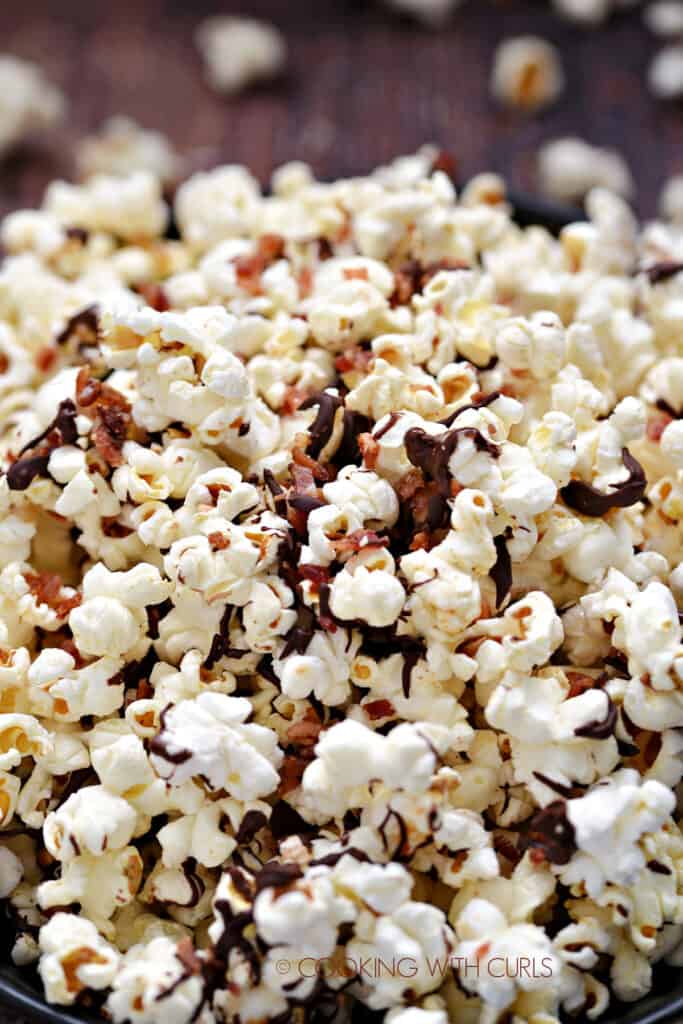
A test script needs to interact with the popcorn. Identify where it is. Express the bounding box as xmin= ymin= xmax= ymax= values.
xmin=149 ymin=692 xmax=283 ymax=800
xmin=538 ymin=137 xmax=634 ymax=202
xmin=491 ymin=36 xmax=565 ymax=112
xmin=195 ymin=16 xmax=286 ymax=96
xmin=39 ymin=913 xmax=119 ymax=1005
xmin=381 ymin=0 xmax=463 ymax=25
xmin=0 ymin=56 xmax=64 ymax=157
xmin=76 ymin=116 xmax=180 ymax=185
xmin=560 ymin=769 xmax=676 ymax=897
xmin=649 ymin=44 xmax=683 ymax=98
xmin=2 ymin=149 xmax=683 ymax=1024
